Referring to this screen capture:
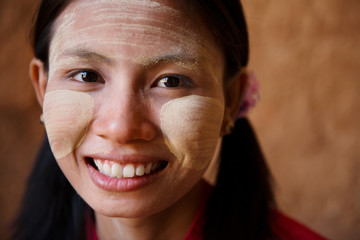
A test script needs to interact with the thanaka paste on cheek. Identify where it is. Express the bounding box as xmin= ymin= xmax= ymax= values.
xmin=160 ymin=95 xmax=224 ymax=170
xmin=43 ymin=90 xmax=94 ymax=159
